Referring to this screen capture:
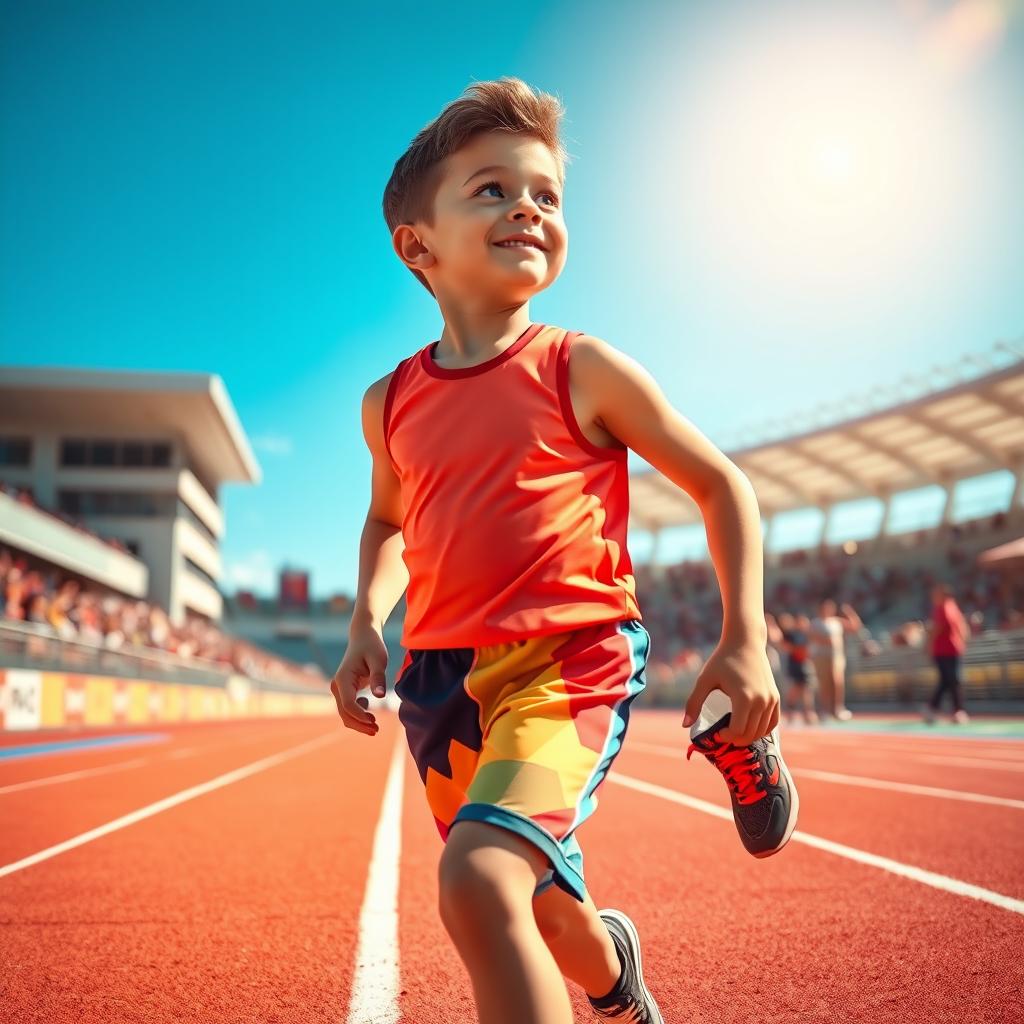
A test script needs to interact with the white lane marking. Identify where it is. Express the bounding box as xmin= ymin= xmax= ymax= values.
xmin=776 ymin=742 xmax=1024 ymax=769
xmin=627 ymin=741 xmax=1024 ymax=810
xmin=916 ymin=754 xmax=1024 ymax=773
xmin=0 ymin=733 xmax=335 ymax=880
xmin=0 ymin=757 xmax=150 ymax=796
xmin=344 ymin=732 xmax=405 ymax=1024
xmin=781 ymin=733 xmax=1024 ymax=757
xmin=0 ymin=731 xmax=300 ymax=794
xmin=607 ymin=772 xmax=1024 ymax=916
xmin=791 ymin=768 xmax=1024 ymax=811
